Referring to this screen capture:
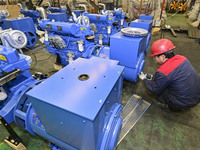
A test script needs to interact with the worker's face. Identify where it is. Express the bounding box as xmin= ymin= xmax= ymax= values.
xmin=155 ymin=54 xmax=166 ymax=65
